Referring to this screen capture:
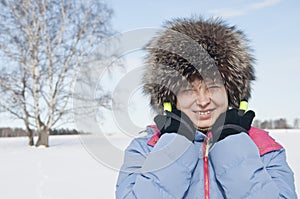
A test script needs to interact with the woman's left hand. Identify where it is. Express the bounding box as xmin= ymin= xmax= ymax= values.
xmin=210 ymin=108 xmax=255 ymax=143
